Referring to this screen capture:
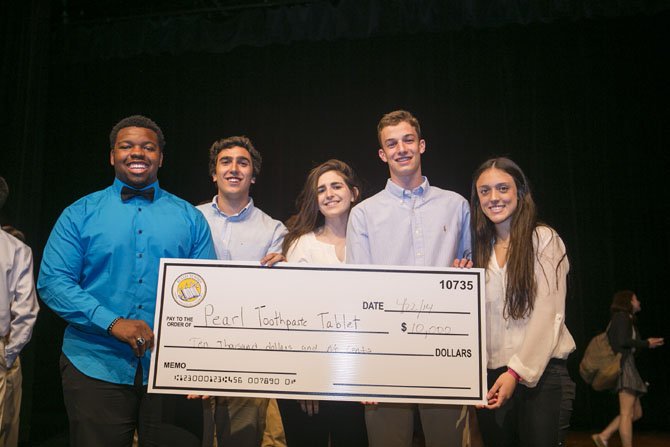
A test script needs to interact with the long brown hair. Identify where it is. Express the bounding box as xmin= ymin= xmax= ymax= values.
xmin=282 ymin=159 xmax=361 ymax=256
xmin=471 ymin=157 xmax=563 ymax=320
